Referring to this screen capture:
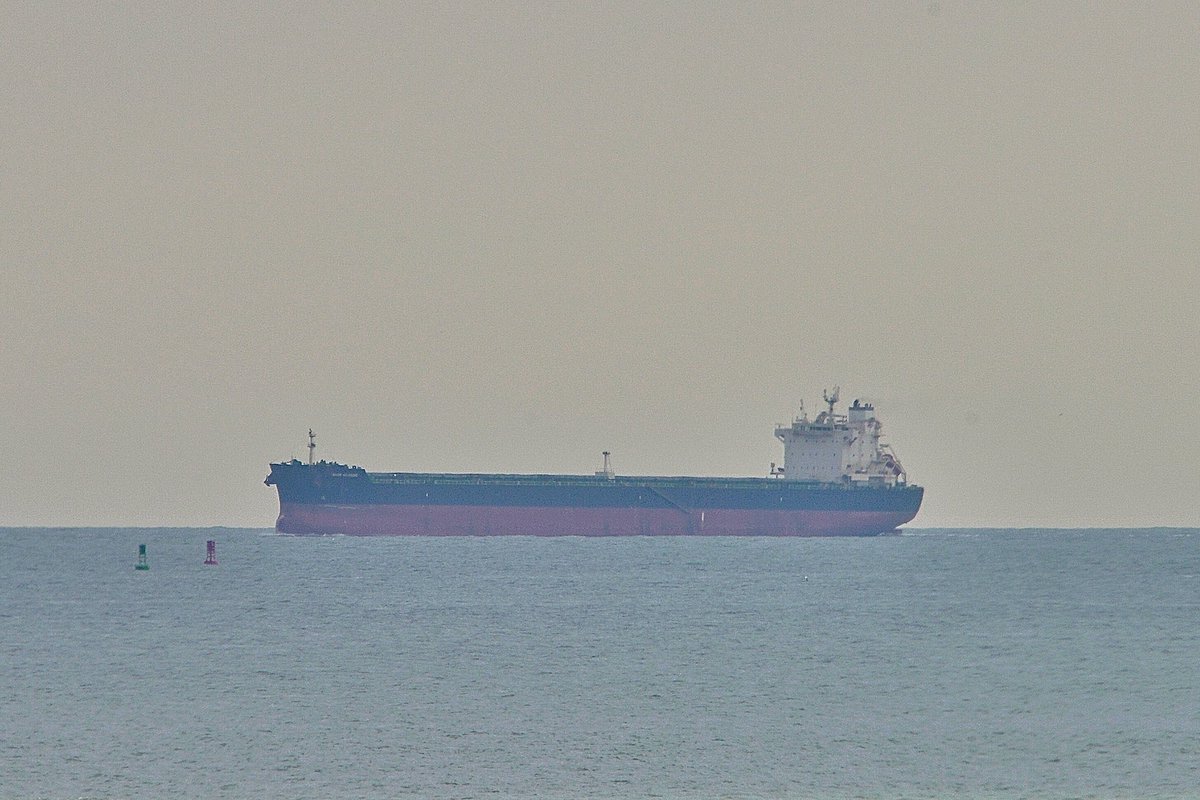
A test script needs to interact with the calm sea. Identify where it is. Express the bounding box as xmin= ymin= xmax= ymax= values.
xmin=1 ymin=528 xmax=1197 ymax=799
